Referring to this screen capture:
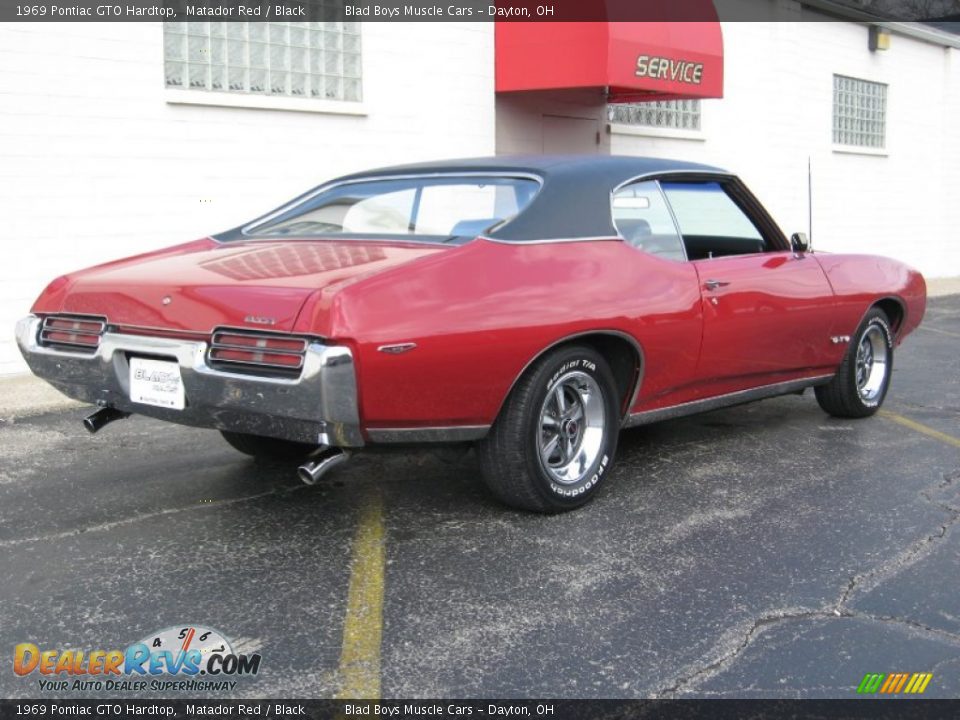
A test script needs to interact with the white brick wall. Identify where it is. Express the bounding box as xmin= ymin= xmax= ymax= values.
xmin=611 ymin=21 xmax=960 ymax=283
xmin=0 ymin=21 xmax=495 ymax=374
